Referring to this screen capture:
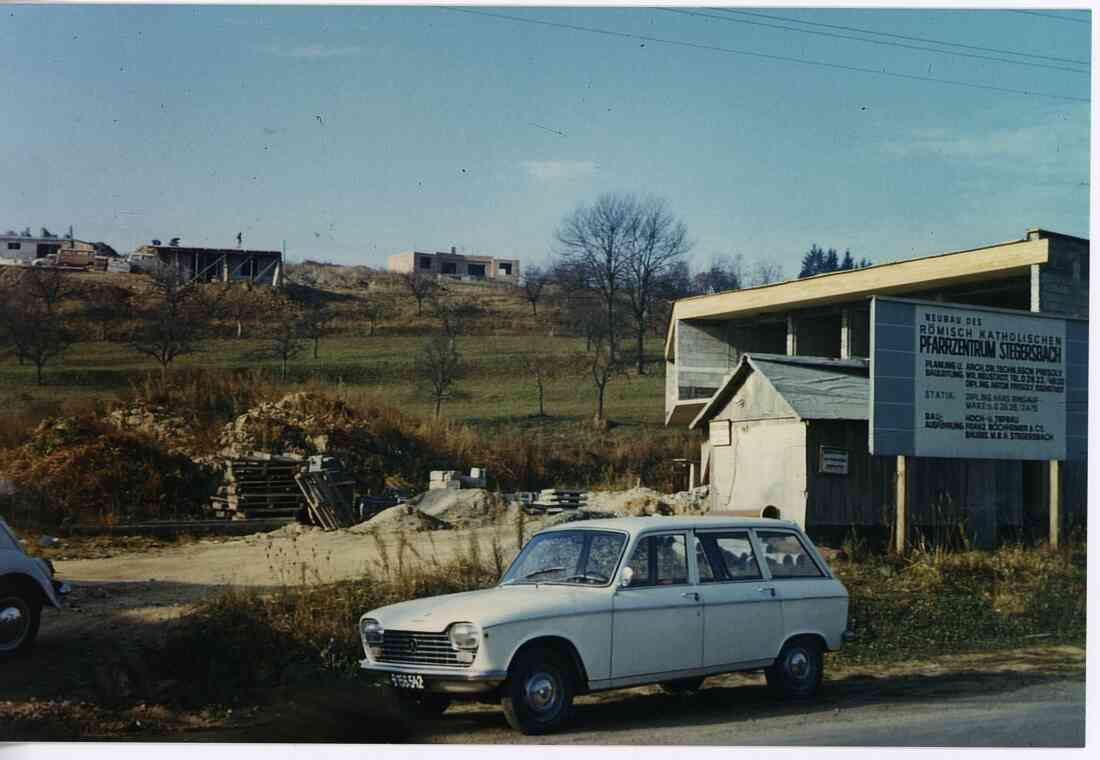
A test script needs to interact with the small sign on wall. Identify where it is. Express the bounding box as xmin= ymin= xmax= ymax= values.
xmin=709 ymin=420 xmax=731 ymax=447
xmin=819 ymin=446 xmax=849 ymax=475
